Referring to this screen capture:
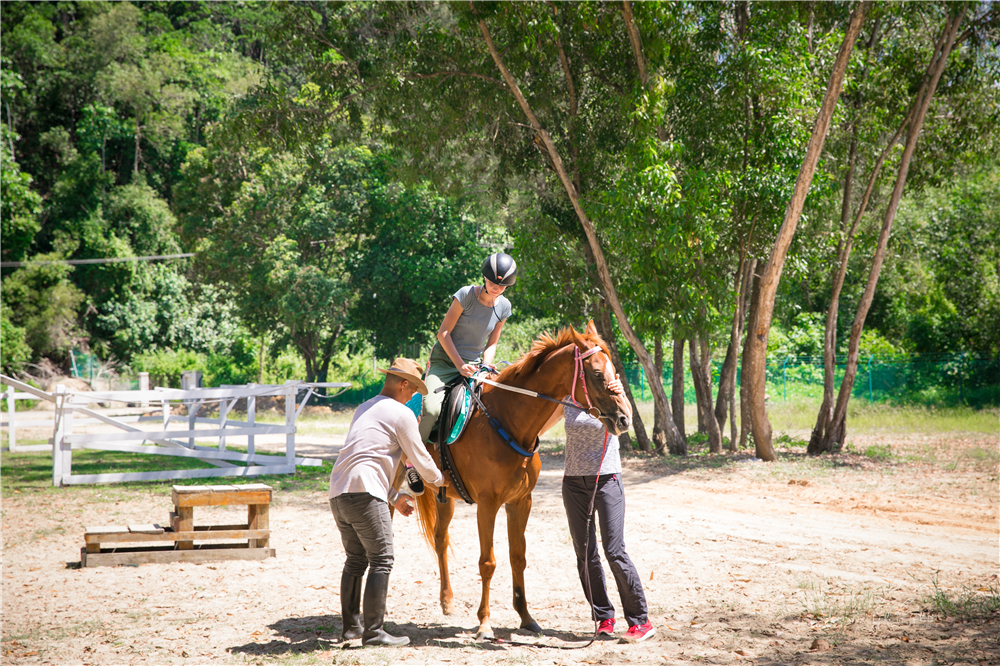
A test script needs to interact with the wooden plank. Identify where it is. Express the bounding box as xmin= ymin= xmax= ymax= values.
xmin=81 ymin=545 xmax=275 ymax=568
xmin=176 ymin=506 xmax=194 ymax=550
xmin=128 ymin=524 xmax=164 ymax=534
xmin=172 ymin=486 xmax=272 ymax=508
xmin=85 ymin=528 xmax=268 ymax=544
xmin=86 ymin=526 xmax=129 ymax=535
xmin=248 ymin=503 xmax=270 ymax=549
